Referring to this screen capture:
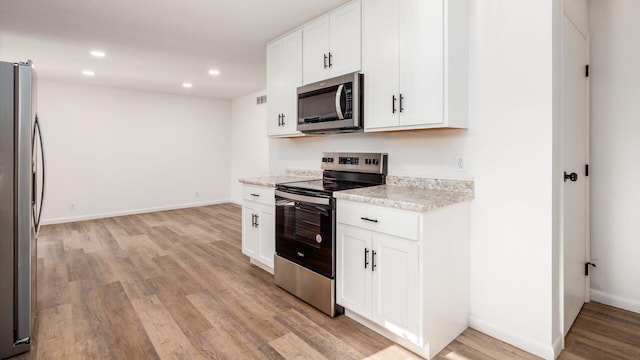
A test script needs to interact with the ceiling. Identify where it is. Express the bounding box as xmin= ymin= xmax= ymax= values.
xmin=0 ymin=0 xmax=349 ymax=99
